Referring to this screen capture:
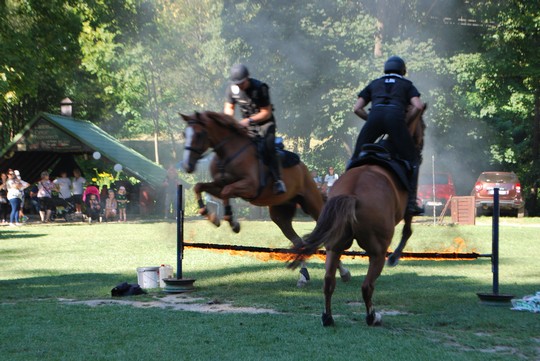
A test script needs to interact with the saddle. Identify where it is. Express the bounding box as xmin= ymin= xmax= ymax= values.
xmin=254 ymin=136 xmax=300 ymax=169
xmin=275 ymin=137 xmax=300 ymax=168
xmin=248 ymin=137 xmax=300 ymax=200
xmin=347 ymin=143 xmax=412 ymax=192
